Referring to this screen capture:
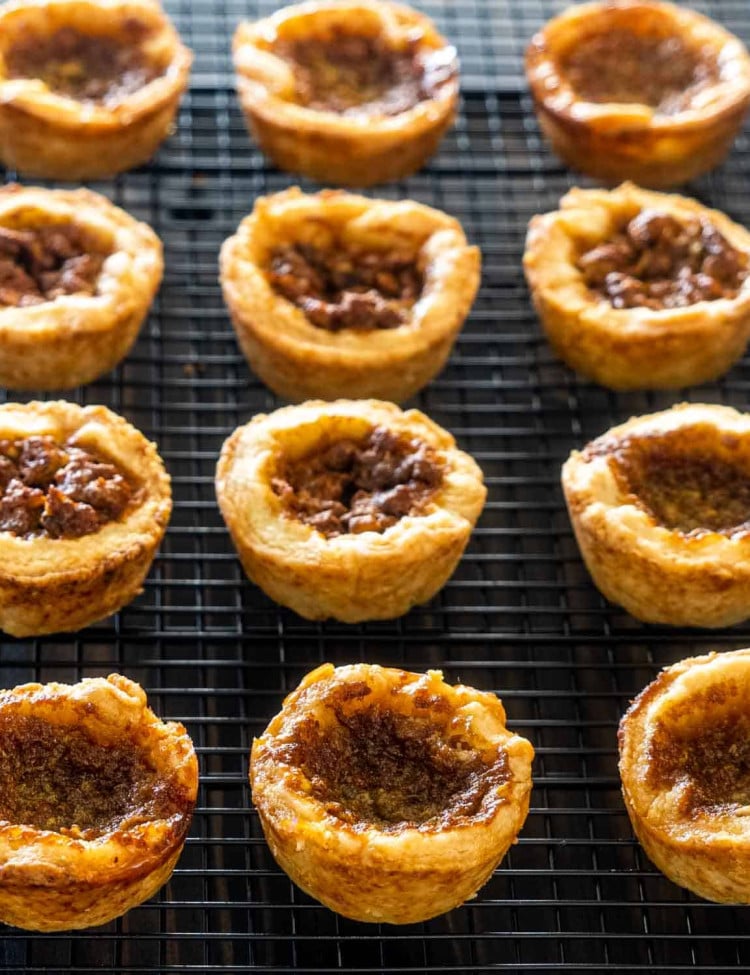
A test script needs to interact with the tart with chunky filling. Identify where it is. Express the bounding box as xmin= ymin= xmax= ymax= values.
xmin=0 ymin=0 xmax=192 ymax=179
xmin=232 ymin=0 xmax=458 ymax=186
xmin=524 ymin=184 xmax=750 ymax=390
xmin=619 ymin=648 xmax=750 ymax=902
xmin=0 ymin=400 xmax=171 ymax=637
xmin=562 ymin=403 xmax=750 ymax=628
xmin=215 ymin=399 xmax=486 ymax=622
xmin=220 ymin=188 xmax=480 ymax=402
xmin=0 ymin=673 xmax=197 ymax=931
xmin=0 ymin=184 xmax=162 ymax=391
xmin=251 ymin=663 xmax=534 ymax=924
xmin=525 ymin=0 xmax=750 ymax=187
